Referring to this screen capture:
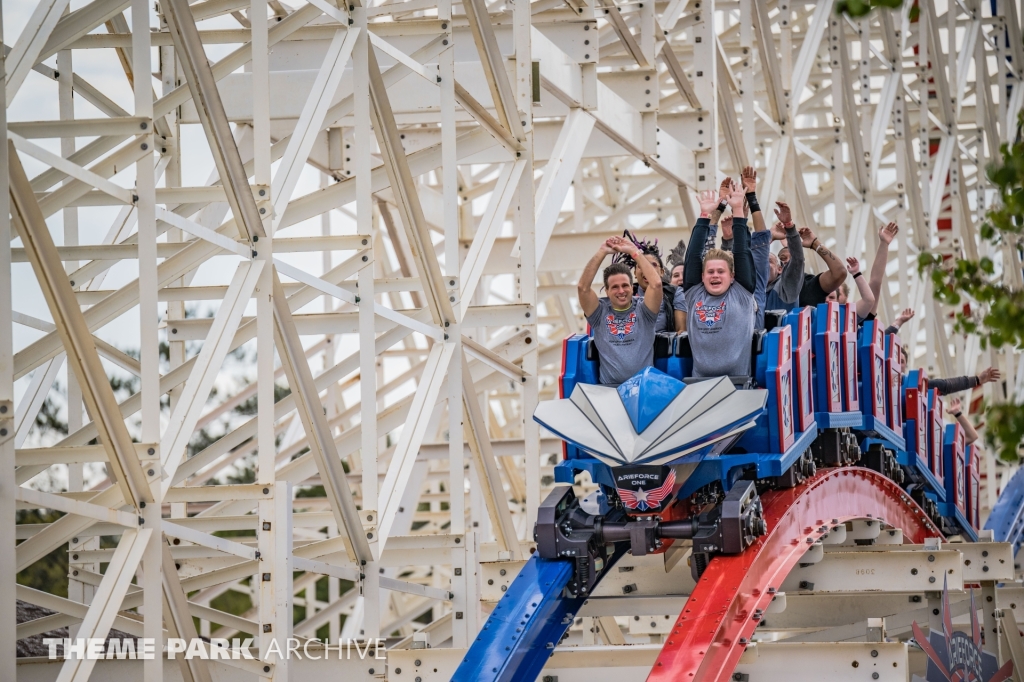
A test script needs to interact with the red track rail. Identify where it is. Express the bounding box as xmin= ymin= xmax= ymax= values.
xmin=648 ymin=468 xmax=943 ymax=682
